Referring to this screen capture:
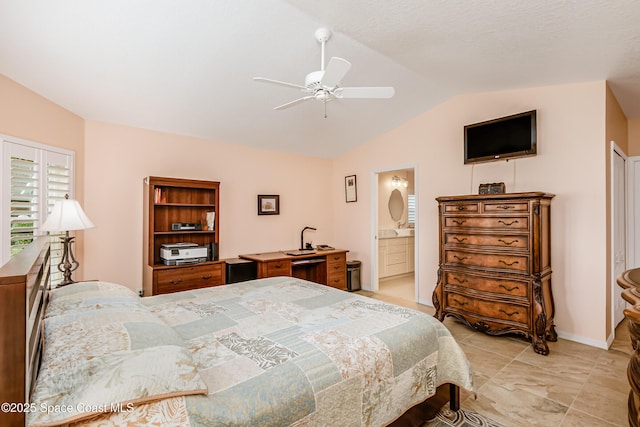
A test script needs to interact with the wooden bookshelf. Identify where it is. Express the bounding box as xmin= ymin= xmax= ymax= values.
xmin=143 ymin=176 xmax=224 ymax=295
